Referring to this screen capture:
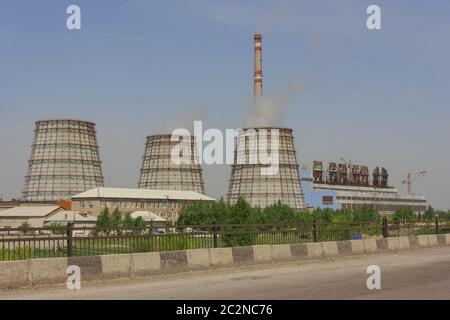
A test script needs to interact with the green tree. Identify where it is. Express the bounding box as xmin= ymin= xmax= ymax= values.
xmin=352 ymin=205 xmax=381 ymax=223
xmin=393 ymin=207 xmax=415 ymax=223
xmin=19 ymin=221 xmax=31 ymax=233
xmin=122 ymin=212 xmax=135 ymax=229
xmin=134 ymin=216 xmax=147 ymax=231
xmin=96 ymin=208 xmax=111 ymax=234
xmin=424 ymin=205 xmax=436 ymax=222
xmin=50 ymin=223 xmax=66 ymax=235
xmin=110 ymin=208 xmax=123 ymax=233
